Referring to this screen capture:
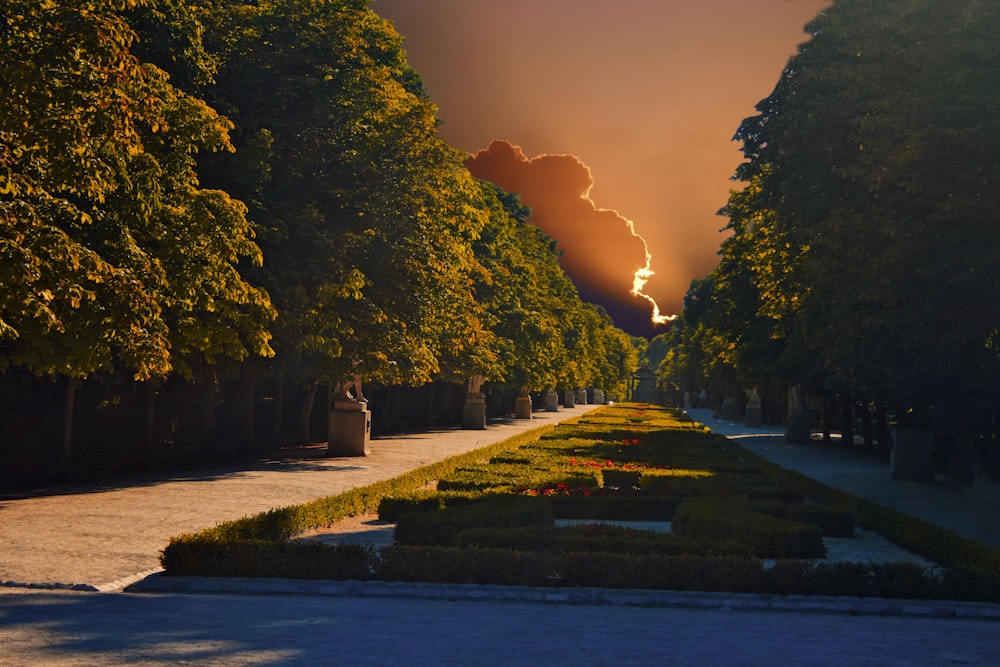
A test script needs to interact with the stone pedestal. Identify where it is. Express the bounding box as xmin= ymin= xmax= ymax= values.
xmin=462 ymin=397 xmax=486 ymax=430
xmin=719 ymin=397 xmax=740 ymax=421
xmin=891 ymin=428 xmax=934 ymax=482
xmin=327 ymin=401 xmax=371 ymax=456
xmin=575 ymin=388 xmax=588 ymax=405
xmin=745 ymin=406 xmax=762 ymax=428
xmin=785 ymin=409 xmax=811 ymax=444
xmin=563 ymin=390 xmax=576 ymax=408
xmin=515 ymin=396 xmax=532 ymax=419
xmin=544 ymin=391 xmax=559 ymax=412
xmin=592 ymin=389 xmax=605 ymax=405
